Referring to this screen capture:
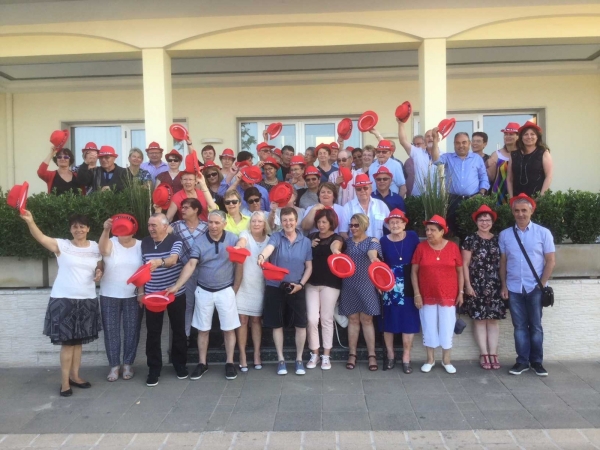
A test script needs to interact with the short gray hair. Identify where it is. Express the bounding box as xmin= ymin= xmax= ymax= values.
xmin=208 ymin=210 xmax=227 ymax=222
xmin=249 ymin=210 xmax=271 ymax=236
xmin=129 ymin=148 xmax=144 ymax=159
xmin=150 ymin=213 xmax=169 ymax=225
xmin=511 ymin=198 xmax=534 ymax=210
